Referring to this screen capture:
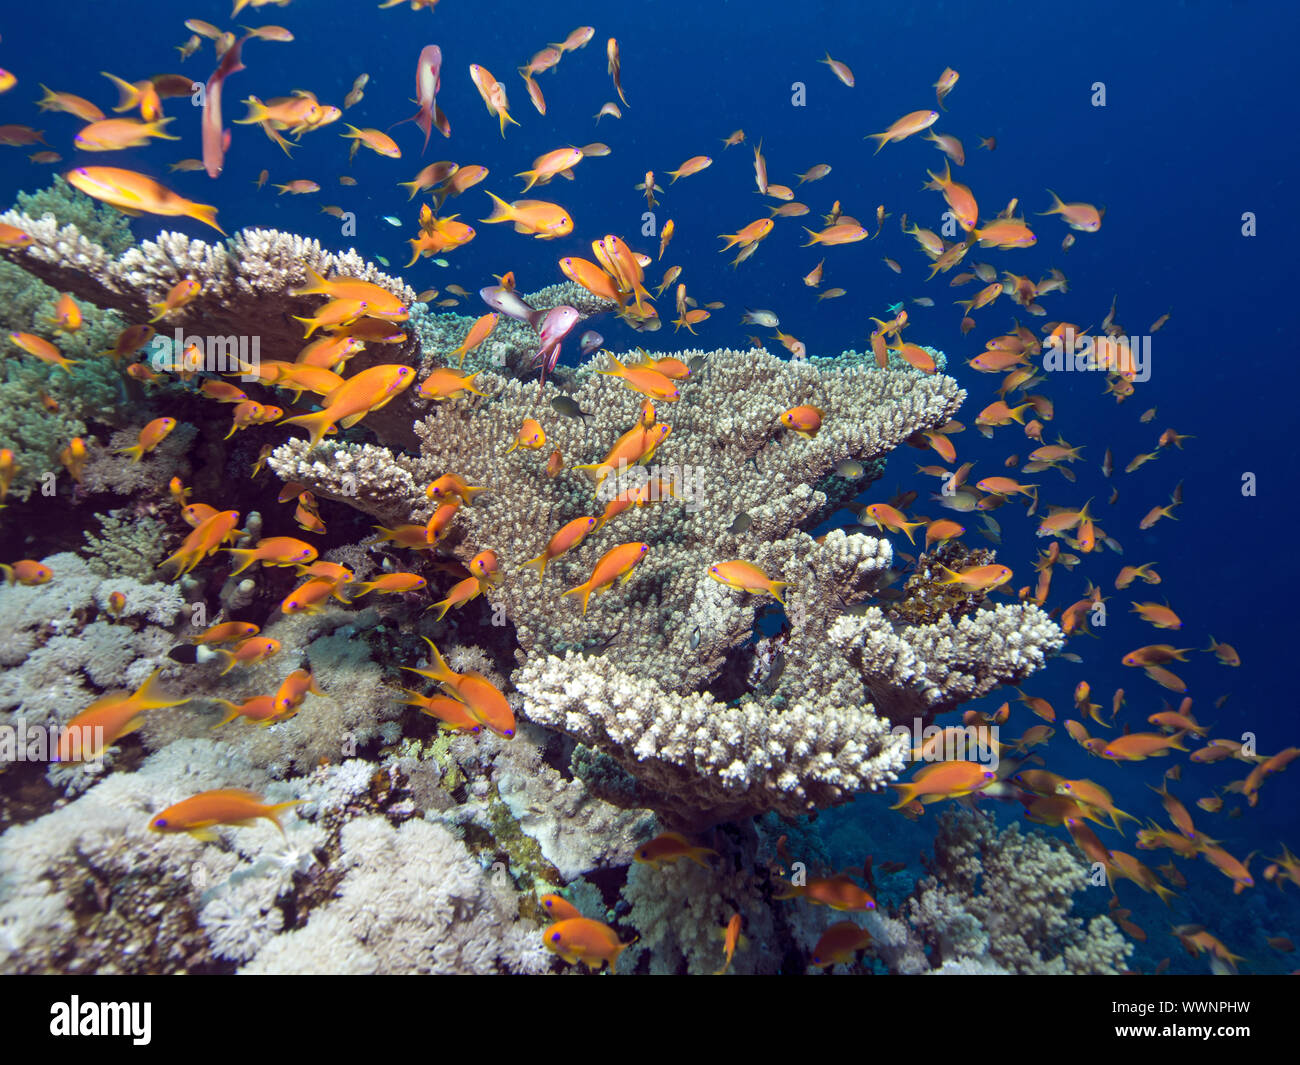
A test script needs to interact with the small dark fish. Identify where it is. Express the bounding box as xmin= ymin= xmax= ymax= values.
xmin=579 ymin=330 xmax=604 ymax=357
xmin=550 ymin=395 xmax=593 ymax=420
xmin=688 ymin=354 xmax=707 ymax=373
xmin=729 ymin=512 xmax=752 ymax=534
xmin=689 ymin=626 xmax=701 ymax=650
xmin=835 ymin=459 xmax=865 ymax=480
xmin=1058 ymin=652 xmax=1083 ymax=663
